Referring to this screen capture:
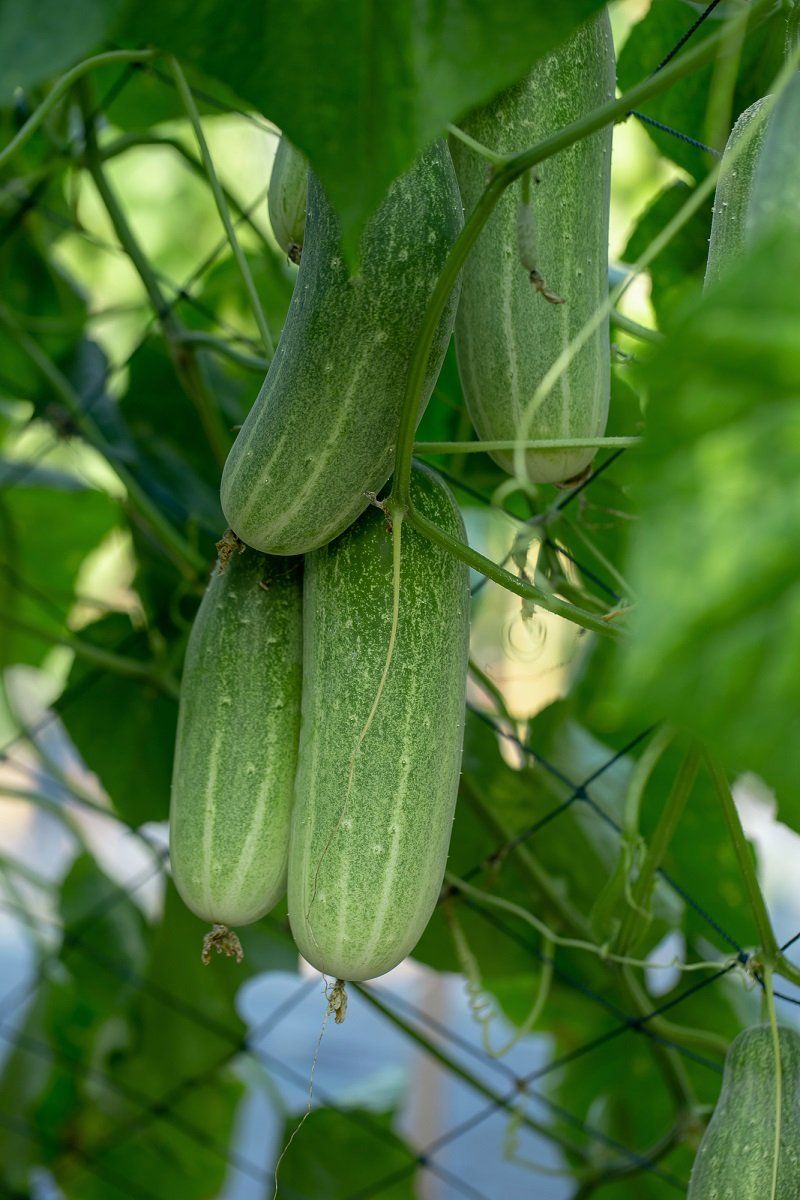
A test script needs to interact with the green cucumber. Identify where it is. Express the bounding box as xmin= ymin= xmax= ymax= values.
xmin=268 ymin=135 xmax=307 ymax=263
xmin=451 ymin=10 xmax=615 ymax=485
xmin=221 ymin=142 xmax=463 ymax=556
xmin=287 ymin=466 xmax=469 ymax=982
xmin=705 ymin=99 xmax=769 ymax=288
xmin=747 ymin=73 xmax=800 ymax=238
xmin=170 ymin=548 xmax=302 ymax=956
xmin=688 ymin=1024 xmax=800 ymax=1197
